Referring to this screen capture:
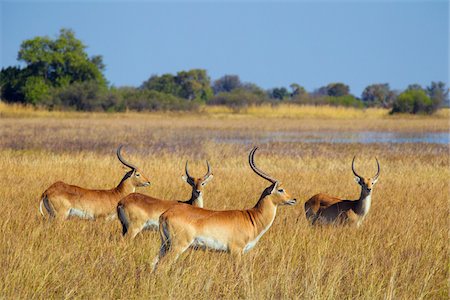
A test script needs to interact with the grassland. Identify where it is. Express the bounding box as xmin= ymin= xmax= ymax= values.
xmin=0 ymin=104 xmax=448 ymax=299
